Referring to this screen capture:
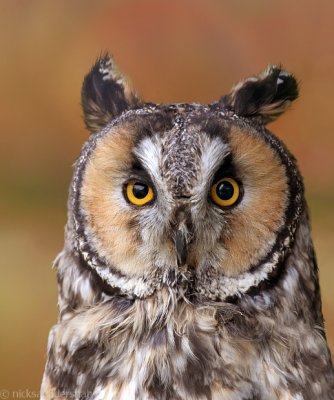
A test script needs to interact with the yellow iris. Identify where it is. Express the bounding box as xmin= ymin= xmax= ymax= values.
xmin=126 ymin=181 xmax=154 ymax=206
xmin=210 ymin=177 xmax=240 ymax=207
